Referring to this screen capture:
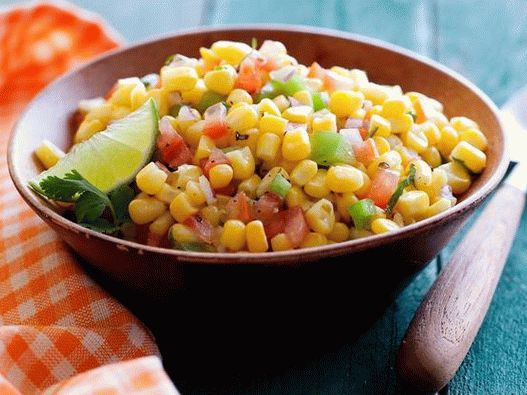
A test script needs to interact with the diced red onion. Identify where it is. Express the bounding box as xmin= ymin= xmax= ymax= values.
xmin=345 ymin=118 xmax=363 ymax=129
xmin=204 ymin=102 xmax=226 ymax=121
xmin=285 ymin=122 xmax=307 ymax=132
xmin=270 ymin=66 xmax=296 ymax=83
xmin=179 ymin=105 xmax=198 ymax=121
xmin=159 ymin=116 xmax=175 ymax=133
xmin=363 ymin=100 xmax=373 ymax=112
xmin=287 ymin=96 xmax=302 ymax=107
xmin=199 ymin=175 xmax=216 ymax=205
